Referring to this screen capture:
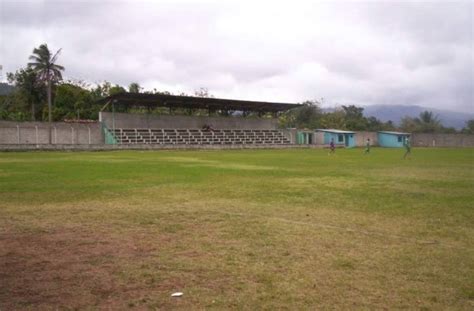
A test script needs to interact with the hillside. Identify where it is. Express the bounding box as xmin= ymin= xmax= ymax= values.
xmin=363 ymin=105 xmax=473 ymax=129
xmin=0 ymin=83 xmax=14 ymax=96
